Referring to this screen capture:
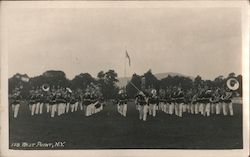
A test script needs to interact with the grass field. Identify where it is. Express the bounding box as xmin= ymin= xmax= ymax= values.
xmin=9 ymin=101 xmax=242 ymax=149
